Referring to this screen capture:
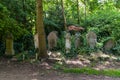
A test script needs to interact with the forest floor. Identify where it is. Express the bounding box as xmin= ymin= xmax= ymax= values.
xmin=0 ymin=52 xmax=120 ymax=80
